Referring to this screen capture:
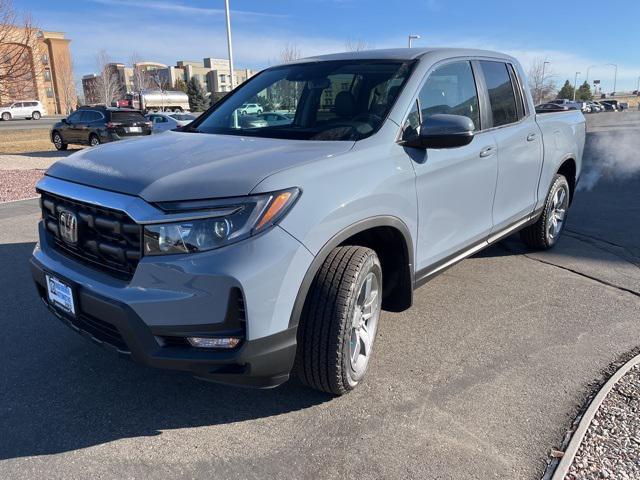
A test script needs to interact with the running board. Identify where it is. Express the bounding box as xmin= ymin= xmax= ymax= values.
xmin=413 ymin=209 xmax=542 ymax=289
